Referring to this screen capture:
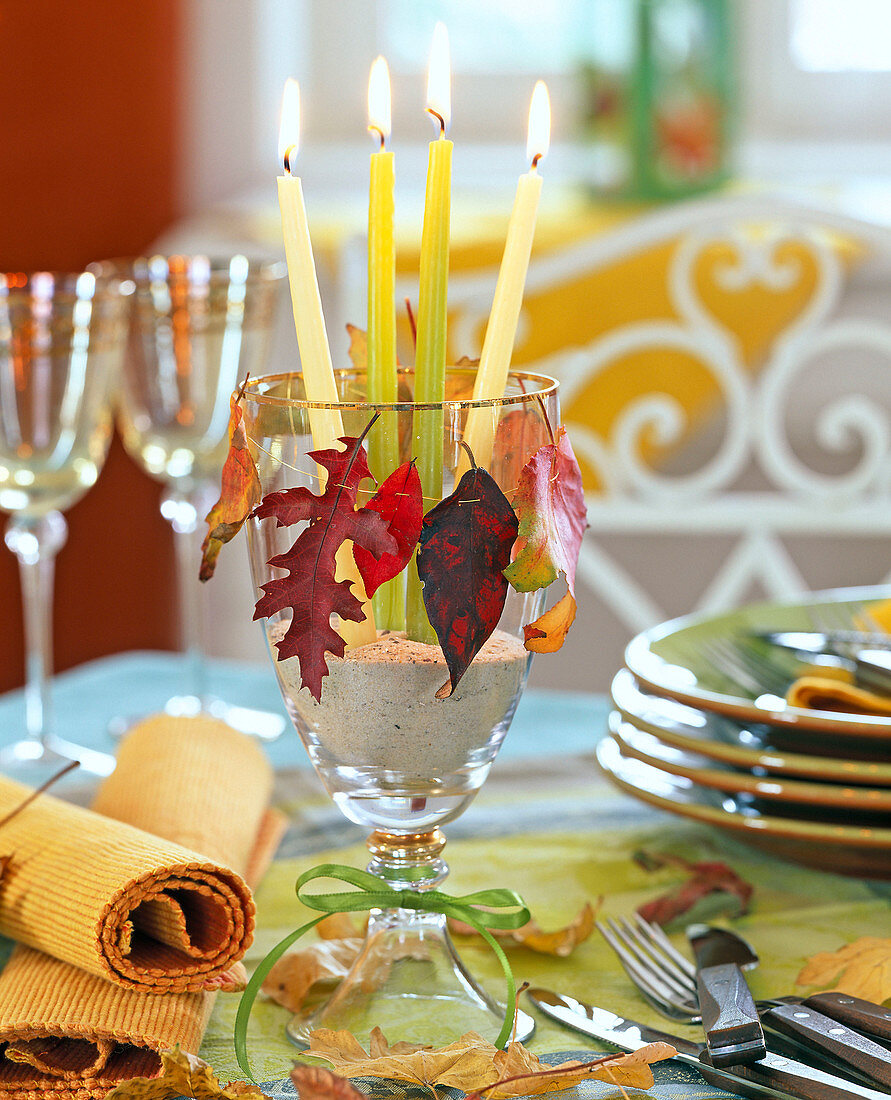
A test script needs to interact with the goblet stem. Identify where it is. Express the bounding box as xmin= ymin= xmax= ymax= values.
xmin=160 ymin=481 xmax=211 ymax=706
xmin=5 ymin=511 xmax=67 ymax=745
